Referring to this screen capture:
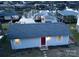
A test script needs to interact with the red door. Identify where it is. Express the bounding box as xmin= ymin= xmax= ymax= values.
xmin=41 ymin=37 xmax=46 ymax=45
